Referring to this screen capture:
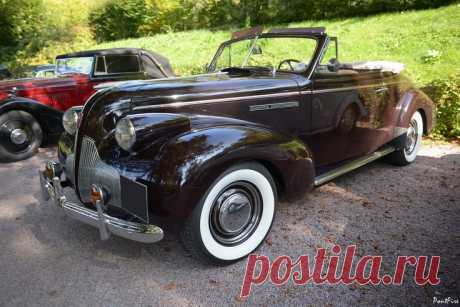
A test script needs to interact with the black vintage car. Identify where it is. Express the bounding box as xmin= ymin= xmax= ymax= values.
xmin=40 ymin=27 xmax=434 ymax=264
